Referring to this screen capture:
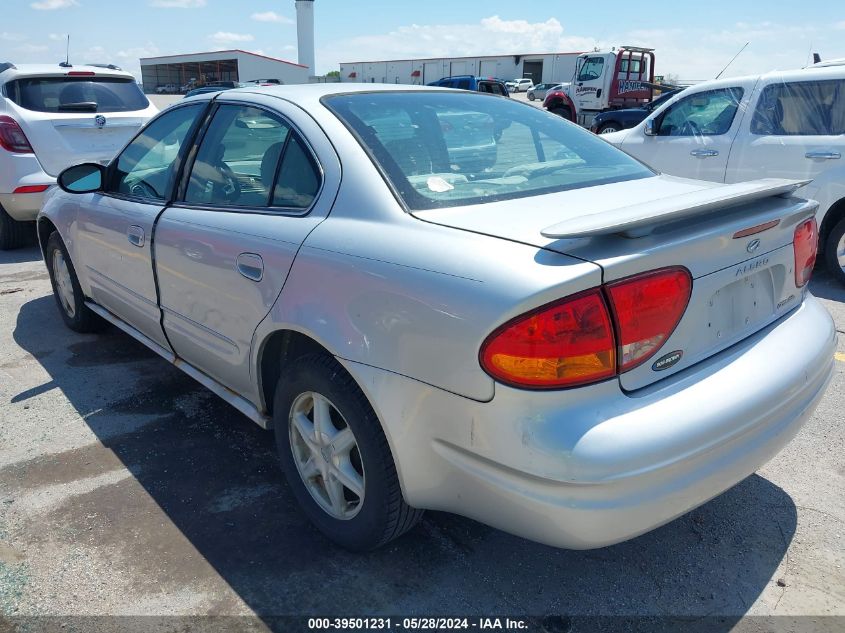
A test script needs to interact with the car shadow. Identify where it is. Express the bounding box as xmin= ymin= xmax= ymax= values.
xmin=810 ymin=269 xmax=845 ymax=303
xmin=0 ymin=243 xmax=42 ymax=266
xmin=9 ymin=294 xmax=797 ymax=629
